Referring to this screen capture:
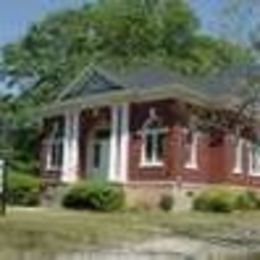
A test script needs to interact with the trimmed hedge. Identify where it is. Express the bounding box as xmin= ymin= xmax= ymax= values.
xmin=7 ymin=173 xmax=41 ymax=206
xmin=193 ymin=187 xmax=260 ymax=213
xmin=193 ymin=187 xmax=237 ymax=213
xmin=234 ymin=190 xmax=260 ymax=210
xmin=62 ymin=182 xmax=125 ymax=211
